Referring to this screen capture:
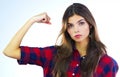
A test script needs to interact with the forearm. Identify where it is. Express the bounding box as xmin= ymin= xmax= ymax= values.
xmin=3 ymin=12 xmax=51 ymax=59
